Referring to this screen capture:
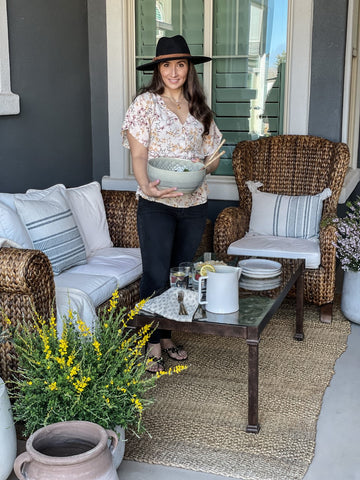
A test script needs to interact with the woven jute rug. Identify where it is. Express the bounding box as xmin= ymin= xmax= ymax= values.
xmin=124 ymin=300 xmax=350 ymax=480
